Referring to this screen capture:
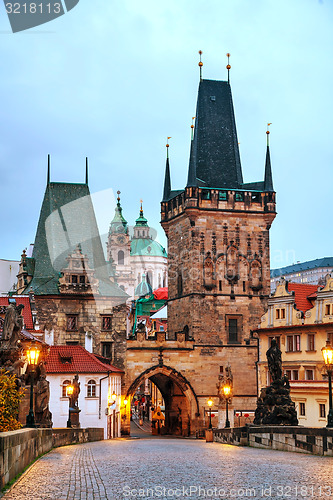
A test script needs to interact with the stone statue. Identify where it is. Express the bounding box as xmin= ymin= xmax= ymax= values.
xmin=70 ymin=374 xmax=80 ymax=409
xmin=35 ymin=363 xmax=52 ymax=427
xmin=2 ymin=303 xmax=24 ymax=347
xmin=266 ymin=338 xmax=282 ymax=382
